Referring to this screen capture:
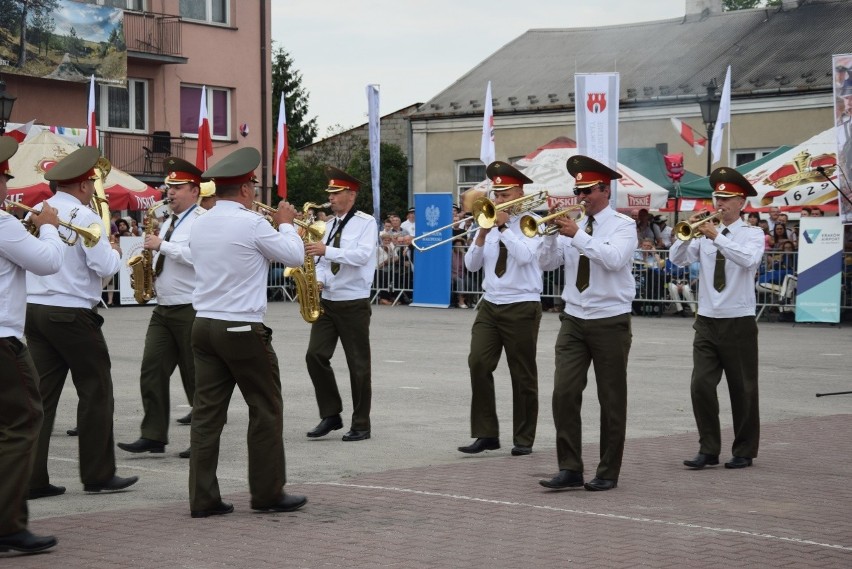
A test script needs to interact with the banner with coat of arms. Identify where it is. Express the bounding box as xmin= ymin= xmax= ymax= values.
xmin=574 ymin=73 xmax=619 ymax=206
